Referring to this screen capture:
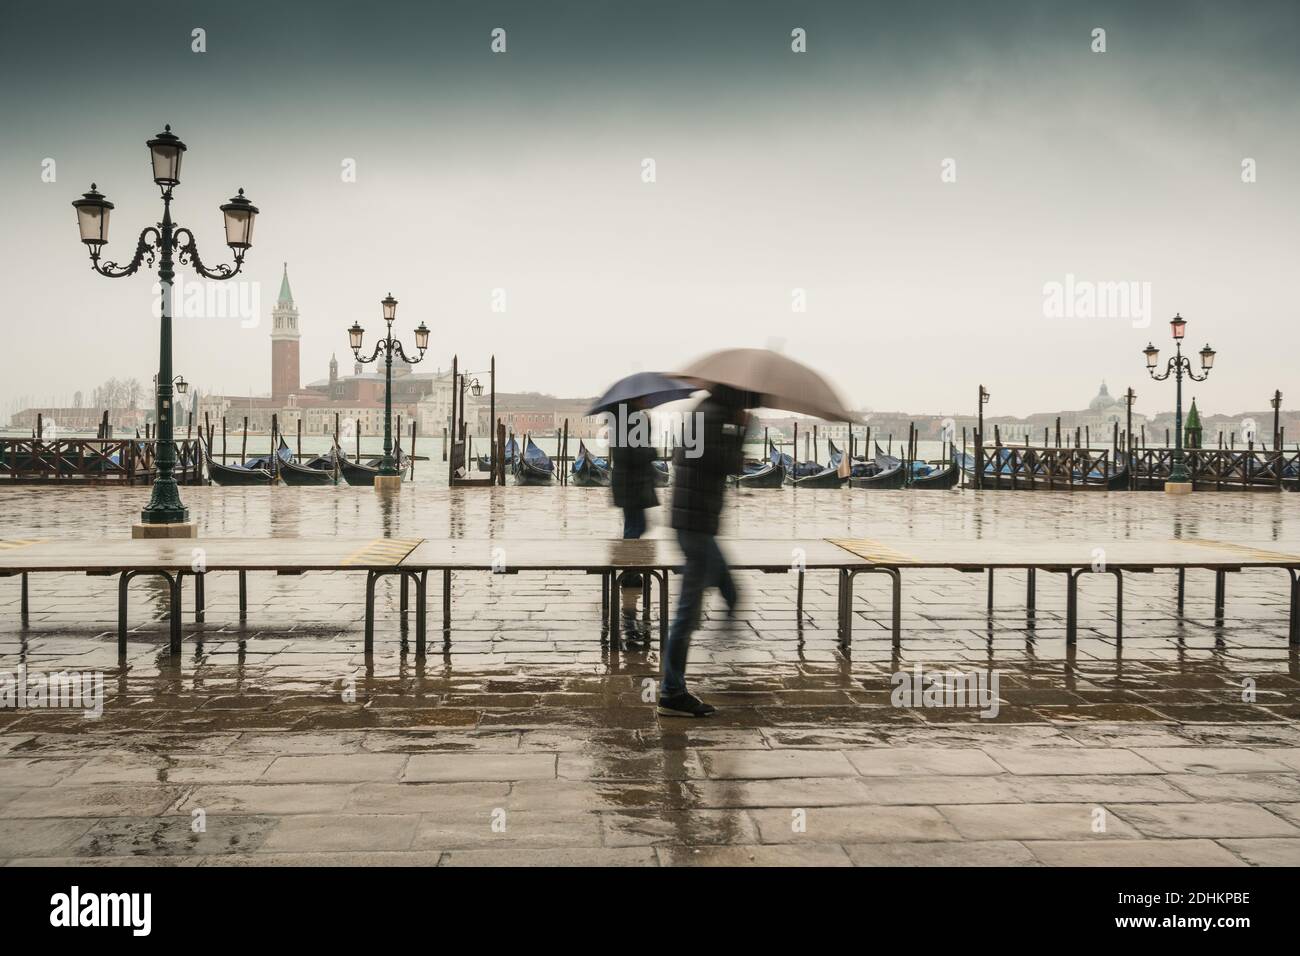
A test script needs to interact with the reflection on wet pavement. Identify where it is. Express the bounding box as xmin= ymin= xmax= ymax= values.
xmin=1 ymin=486 xmax=1297 ymax=865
